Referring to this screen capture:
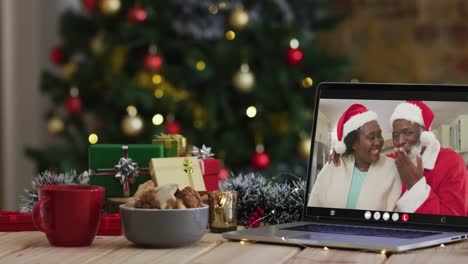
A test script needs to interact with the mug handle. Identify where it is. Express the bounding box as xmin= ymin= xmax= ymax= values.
xmin=33 ymin=199 xmax=53 ymax=234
